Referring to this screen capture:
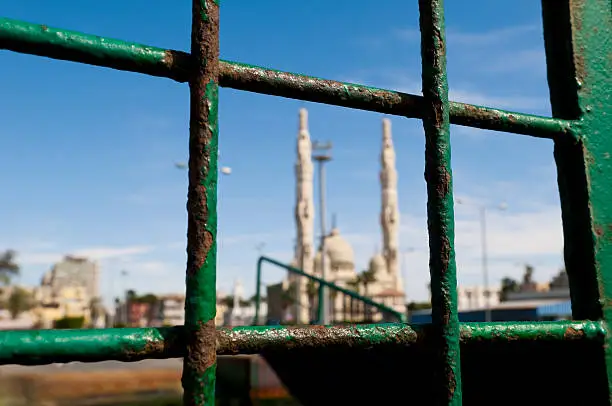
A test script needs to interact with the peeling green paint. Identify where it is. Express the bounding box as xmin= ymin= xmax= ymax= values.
xmin=183 ymin=0 xmax=220 ymax=404
xmin=3 ymin=1 xmax=612 ymax=403
xmin=0 ymin=321 xmax=604 ymax=365
xmin=418 ymin=0 xmax=462 ymax=404
xmin=542 ymin=0 xmax=612 ymax=400
xmin=567 ymin=0 xmax=612 ymax=399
